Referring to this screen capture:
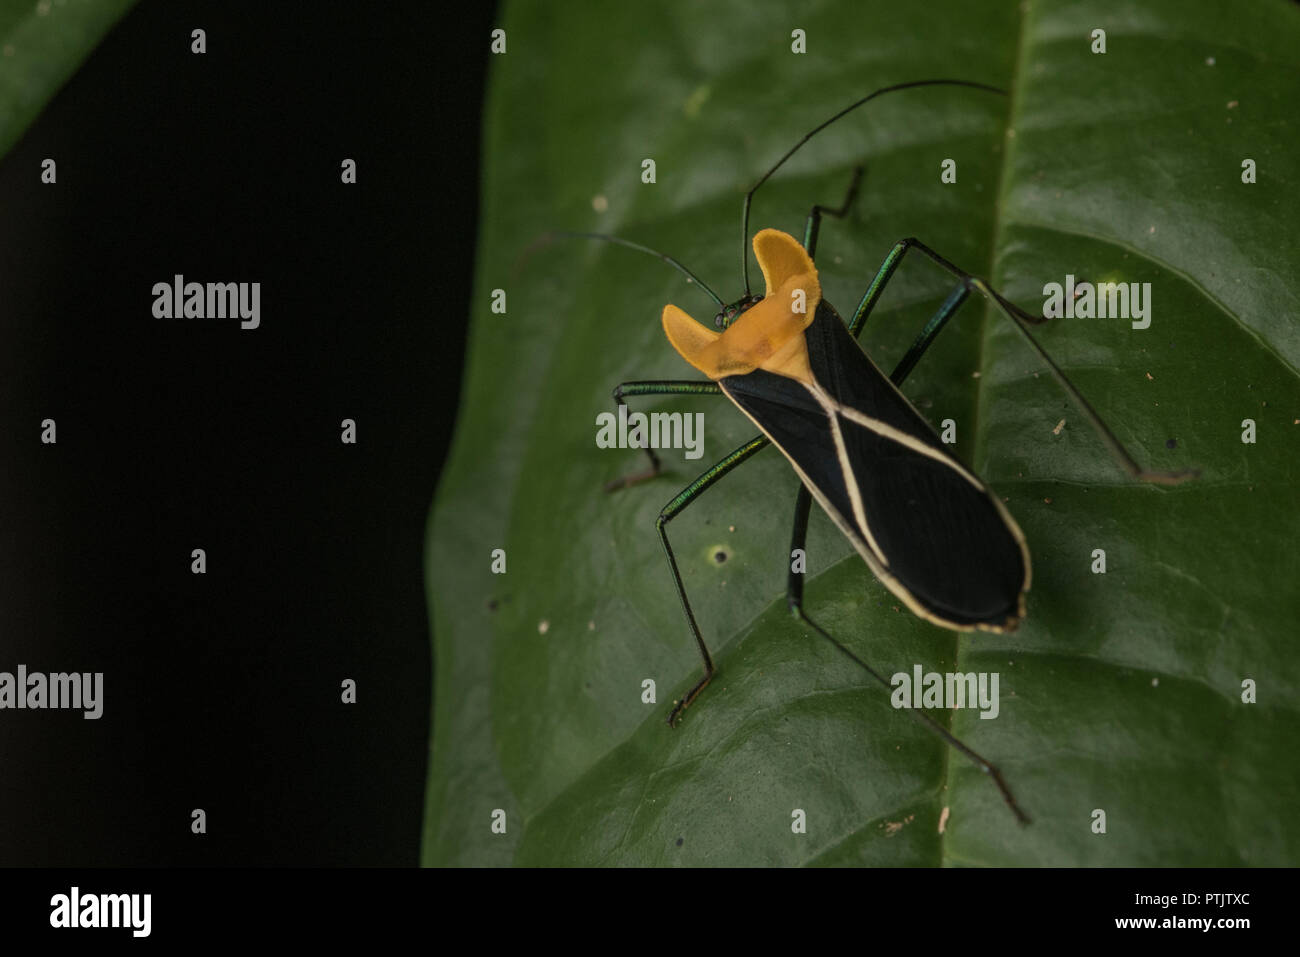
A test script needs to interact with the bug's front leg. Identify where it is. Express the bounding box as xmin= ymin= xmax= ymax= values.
xmin=603 ymin=380 xmax=723 ymax=491
xmin=656 ymin=434 xmax=769 ymax=726
xmin=803 ymin=164 xmax=864 ymax=260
